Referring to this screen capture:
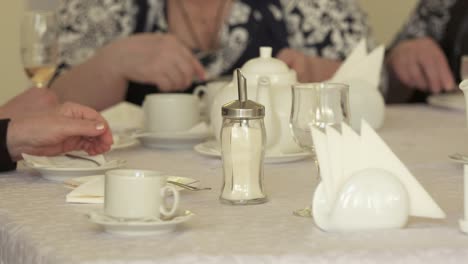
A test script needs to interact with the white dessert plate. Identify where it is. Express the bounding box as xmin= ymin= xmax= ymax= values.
xmin=427 ymin=92 xmax=465 ymax=111
xmin=24 ymin=158 xmax=126 ymax=182
xmin=133 ymin=131 xmax=210 ymax=149
xmin=88 ymin=210 xmax=194 ymax=236
xmin=111 ymin=134 xmax=139 ymax=150
xmin=194 ymin=140 xmax=309 ymax=163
